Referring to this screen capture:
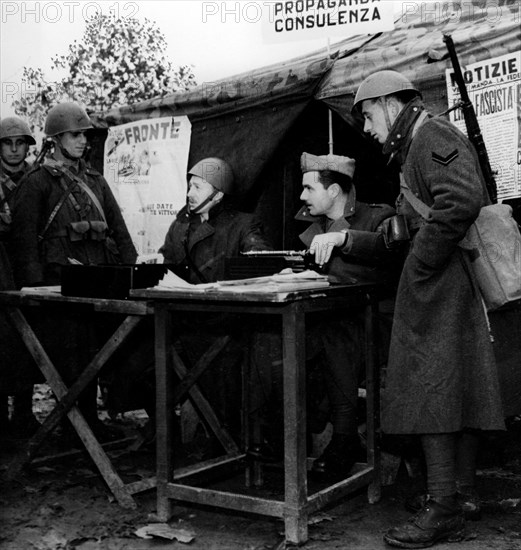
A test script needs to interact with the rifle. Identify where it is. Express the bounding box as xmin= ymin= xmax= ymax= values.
xmin=34 ymin=137 xmax=54 ymax=166
xmin=443 ymin=33 xmax=498 ymax=204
